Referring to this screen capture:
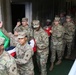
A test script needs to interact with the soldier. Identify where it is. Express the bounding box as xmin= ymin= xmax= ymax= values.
xmin=21 ymin=18 xmax=31 ymax=40
xmin=63 ymin=15 xmax=75 ymax=59
xmin=49 ymin=17 xmax=65 ymax=71
xmin=14 ymin=19 xmax=22 ymax=32
xmin=59 ymin=13 xmax=66 ymax=25
xmin=46 ymin=19 xmax=51 ymax=26
xmin=0 ymin=37 xmax=19 ymax=75
xmin=32 ymin=20 xmax=49 ymax=75
xmin=15 ymin=32 xmax=34 ymax=75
